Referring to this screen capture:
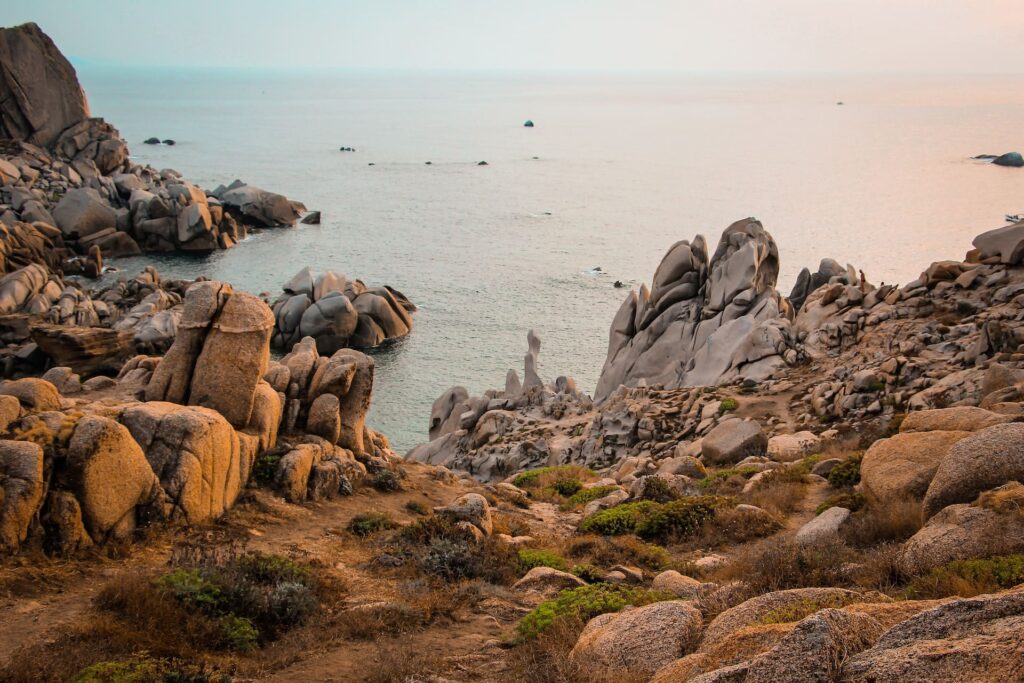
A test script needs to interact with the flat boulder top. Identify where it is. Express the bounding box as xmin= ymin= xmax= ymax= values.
xmin=0 ymin=22 xmax=90 ymax=147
